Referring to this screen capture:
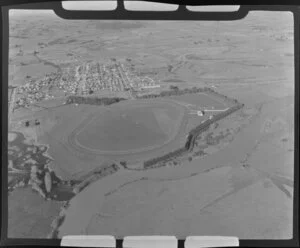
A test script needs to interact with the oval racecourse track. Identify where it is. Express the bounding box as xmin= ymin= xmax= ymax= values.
xmin=66 ymin=99 xmax=188 ymax=157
